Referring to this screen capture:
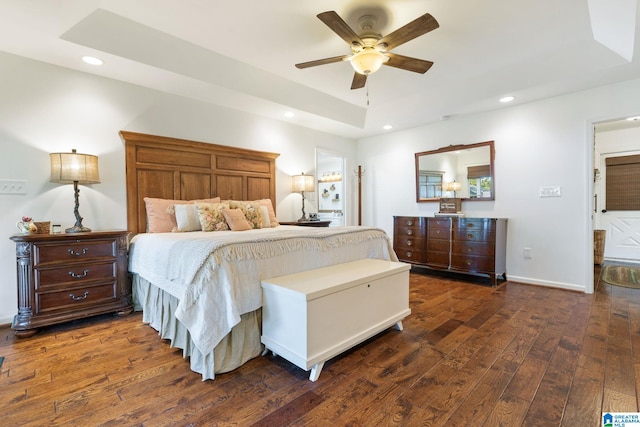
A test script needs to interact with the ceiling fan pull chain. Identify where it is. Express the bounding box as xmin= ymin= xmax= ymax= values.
xmin=366 ymin=81 xmax=370 ymax=106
